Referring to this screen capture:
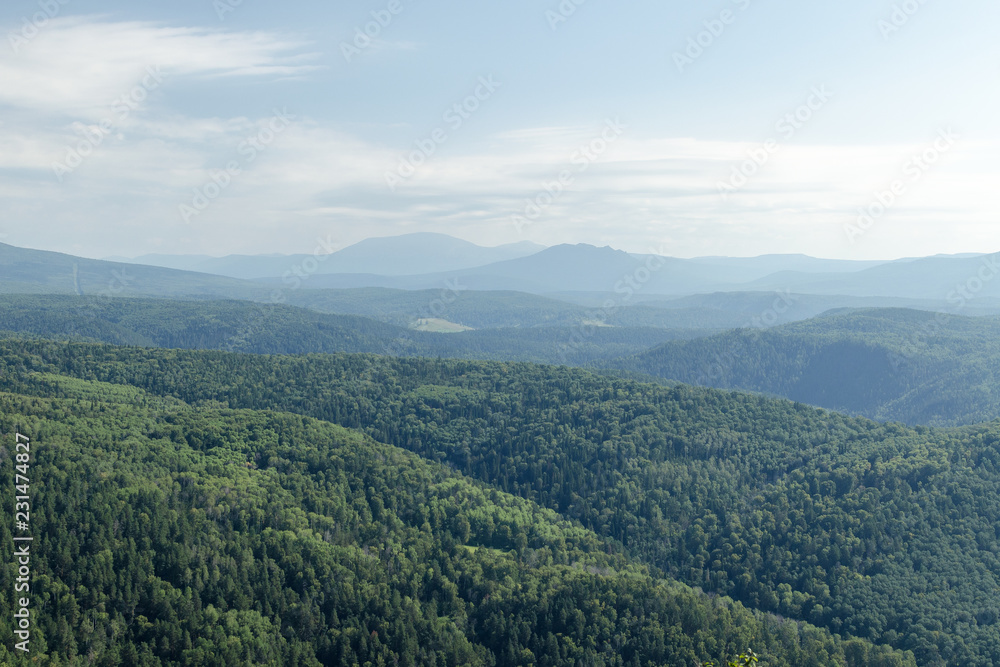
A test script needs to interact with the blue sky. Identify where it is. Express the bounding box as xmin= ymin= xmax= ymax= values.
xmin=1 ymin=0 xmax=997 ymax=259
